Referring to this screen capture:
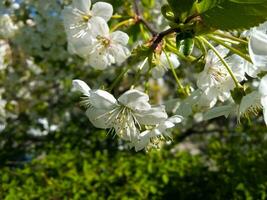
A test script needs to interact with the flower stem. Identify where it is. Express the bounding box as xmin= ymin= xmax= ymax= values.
xmin=207 ymin=35 xmax=252 ymax=63
xmin=163 ymin=50 xmax=188 ymax=96
xmin=110 ymin=19 xmax=134 ymax=32
xmin=213 ymin=32 xmax=248 ymax=45
xmin=165 ymin=42 xmax=196 ymax=62
xmin=109 ymin=65 xmax=131 ymax=92
xmin=199 ymin=36 xmax=241 ymax=88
